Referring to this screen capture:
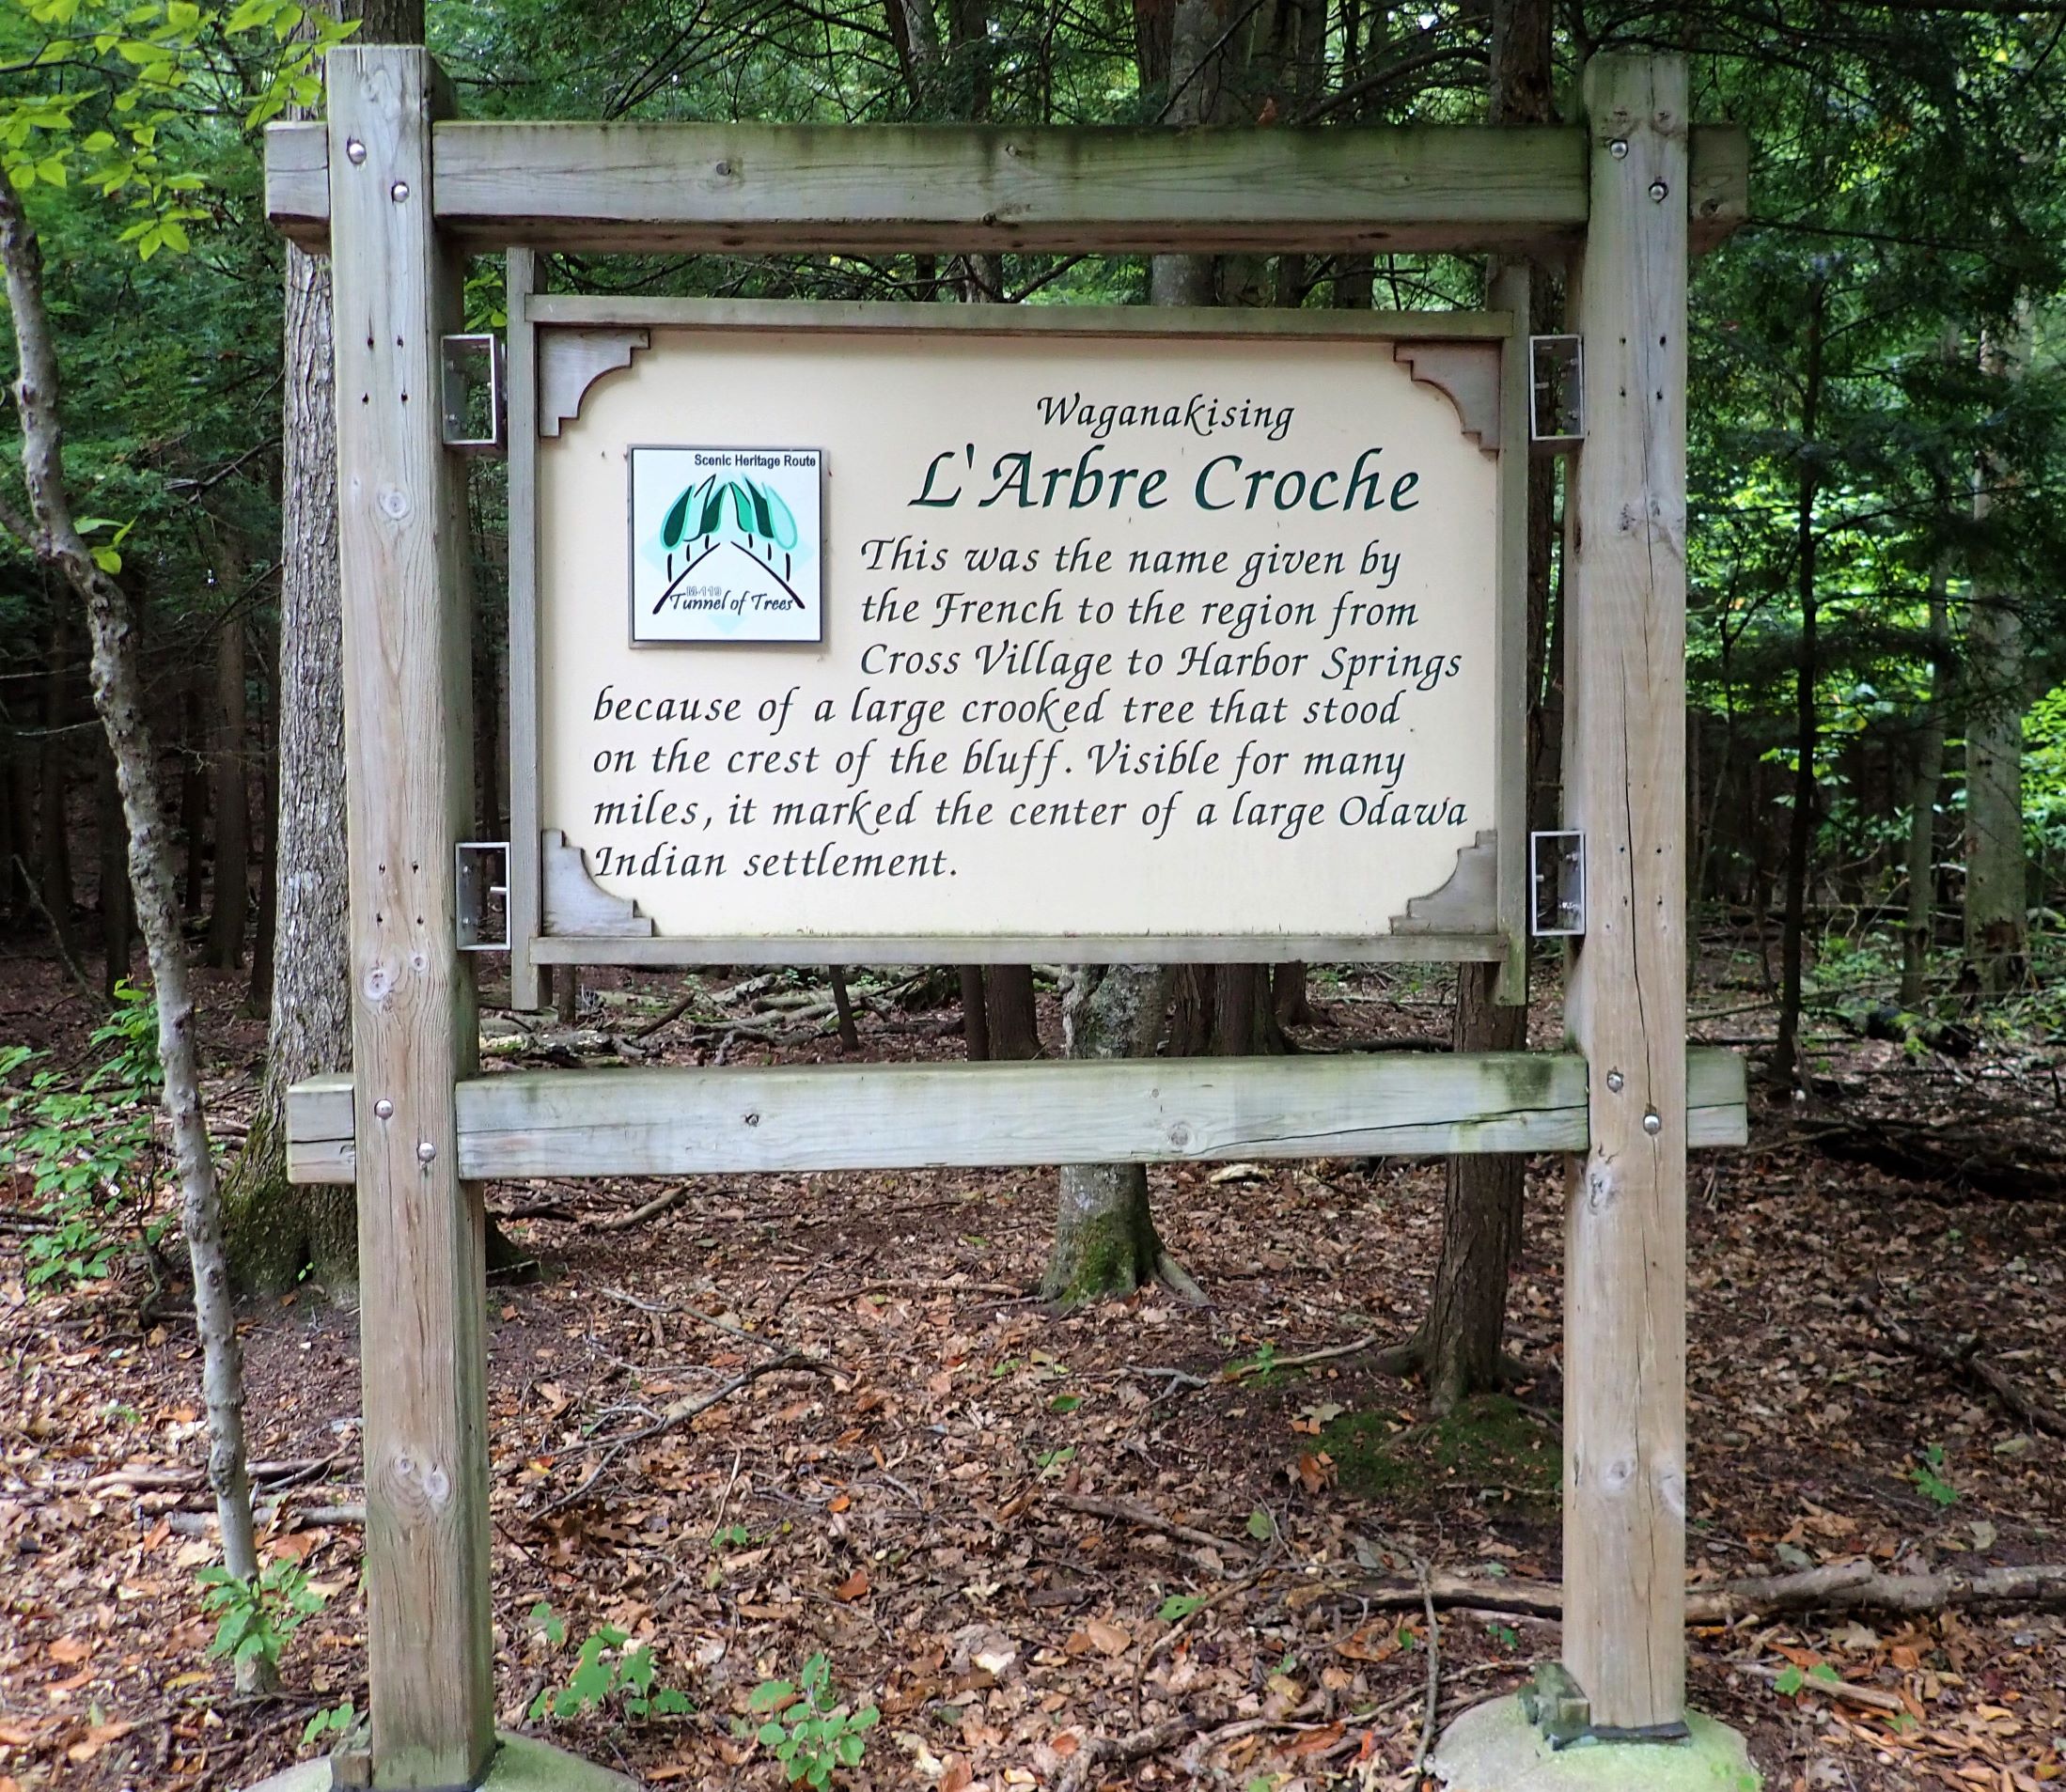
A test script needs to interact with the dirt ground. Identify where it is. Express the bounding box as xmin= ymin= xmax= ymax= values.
xmin=1 ymin=942 xmax=2061 ymax=1792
